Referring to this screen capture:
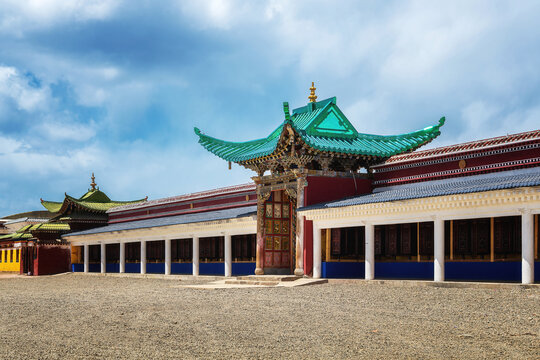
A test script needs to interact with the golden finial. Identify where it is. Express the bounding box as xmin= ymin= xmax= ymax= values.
xmin=308 ymin=82 xmax=317 ymax=103
xmin=90 ymin=173 xmax=97 ymax=191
